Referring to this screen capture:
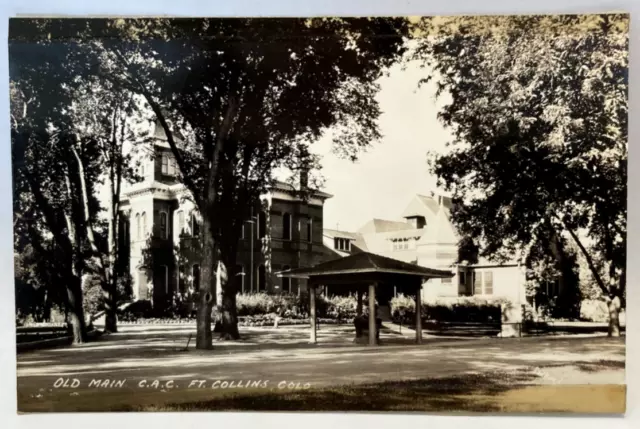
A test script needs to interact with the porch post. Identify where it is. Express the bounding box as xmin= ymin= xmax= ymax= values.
xmin=309 ymin=284 xmax=317 ymax=344
xmin=415 ymin=280 xmax=423 ymax=344
xmin=356 ymin=288 xmax=363 ymax=316
xmin=368 ymin=283 xmax=377 ymax=346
